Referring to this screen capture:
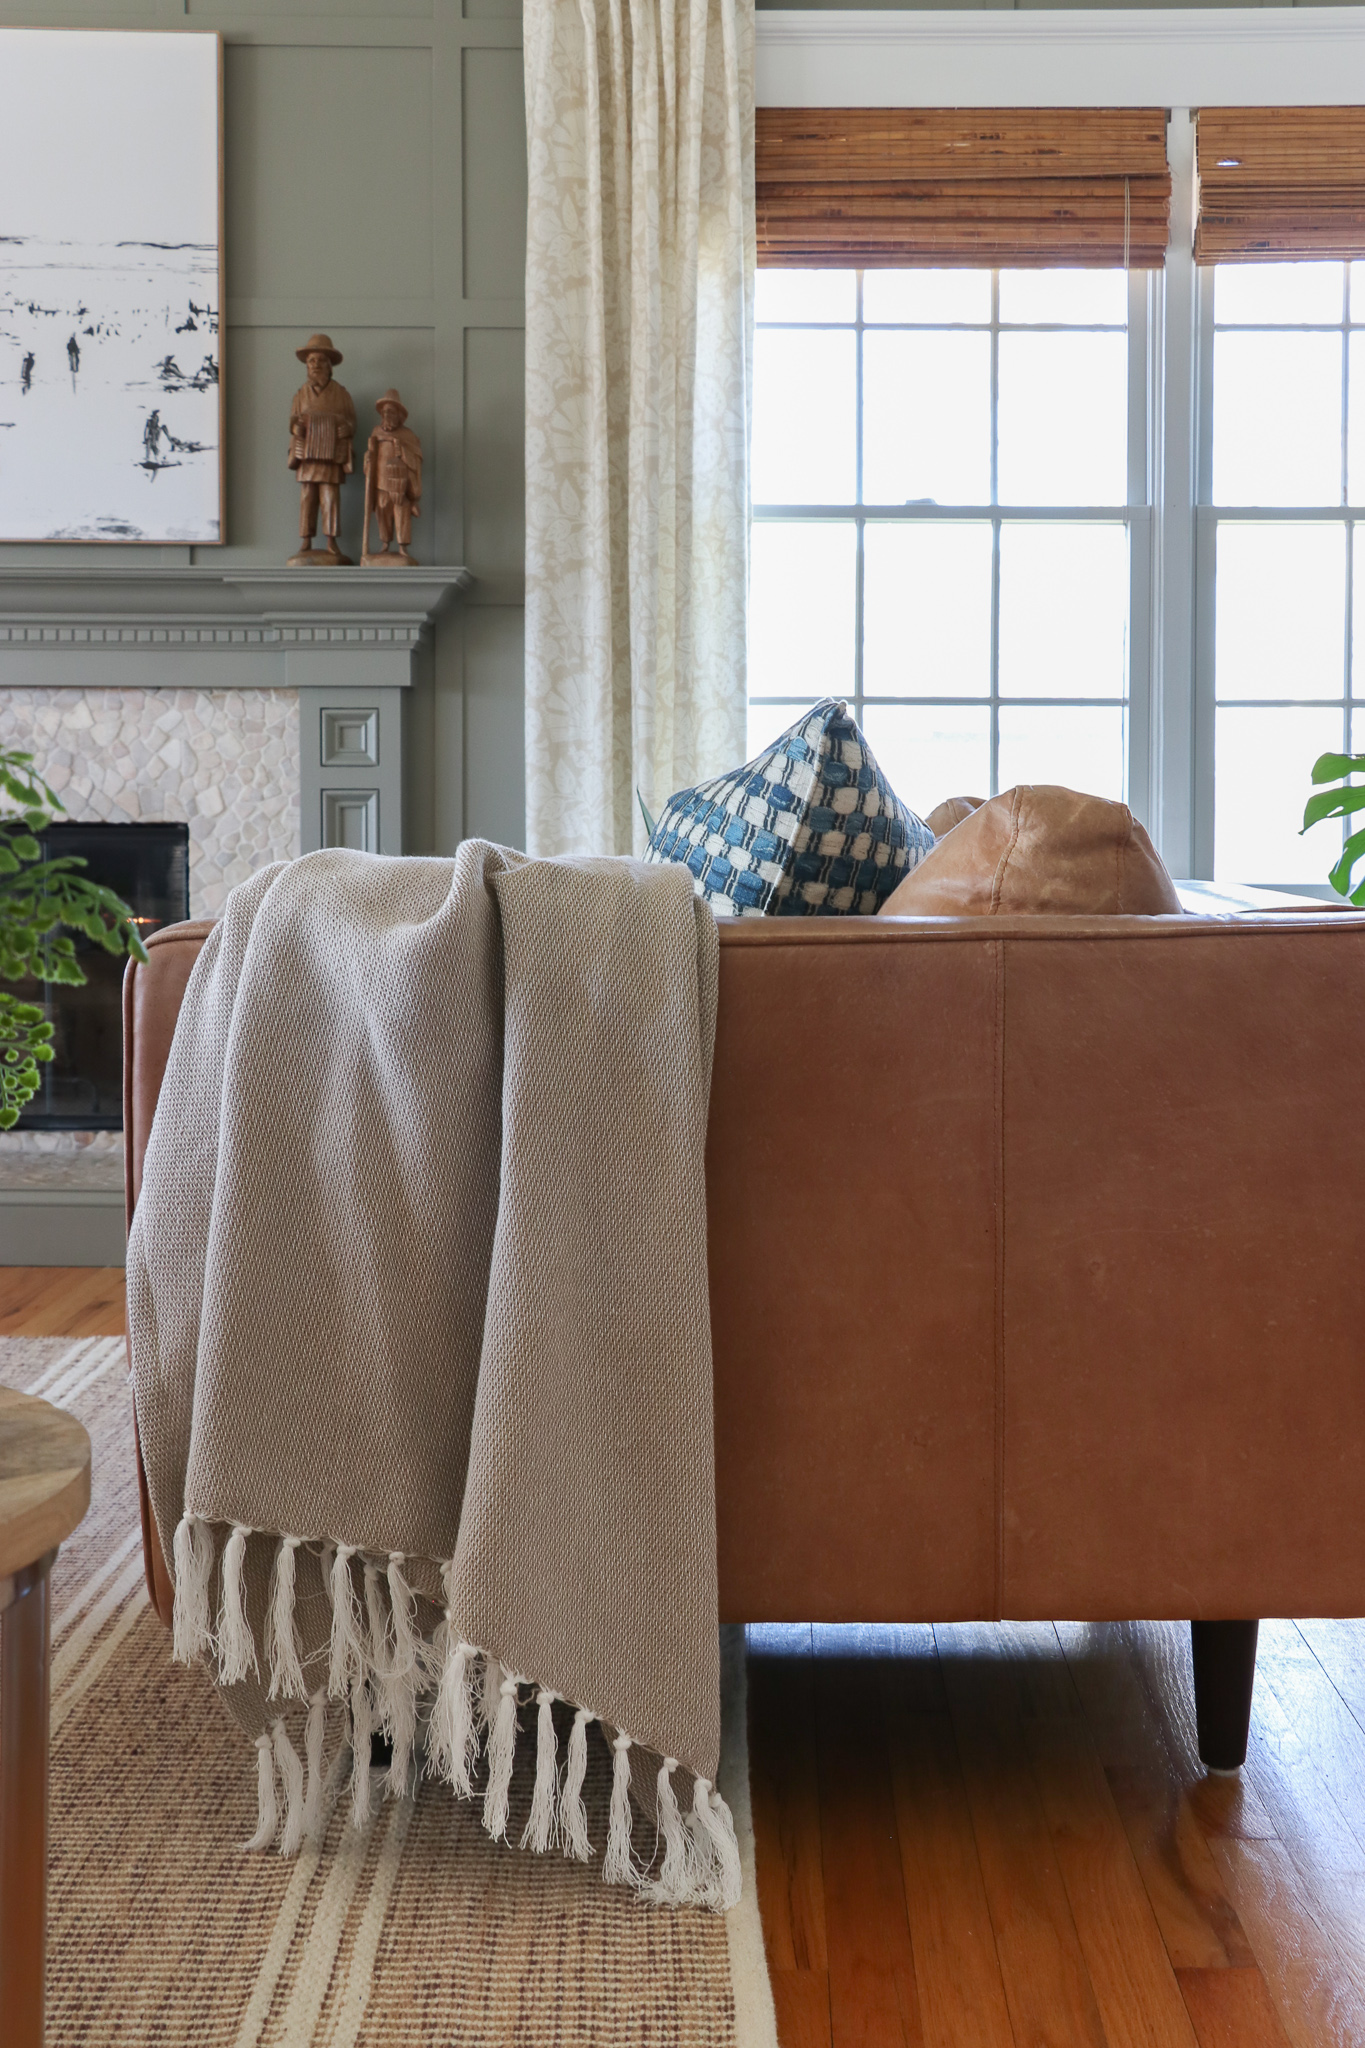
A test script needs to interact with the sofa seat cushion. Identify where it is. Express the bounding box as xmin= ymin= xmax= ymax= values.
xmin=879 ymin=784 xmax=1182 ymax=918
xmin=646 ymin=698 xmax=934 ymax=917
